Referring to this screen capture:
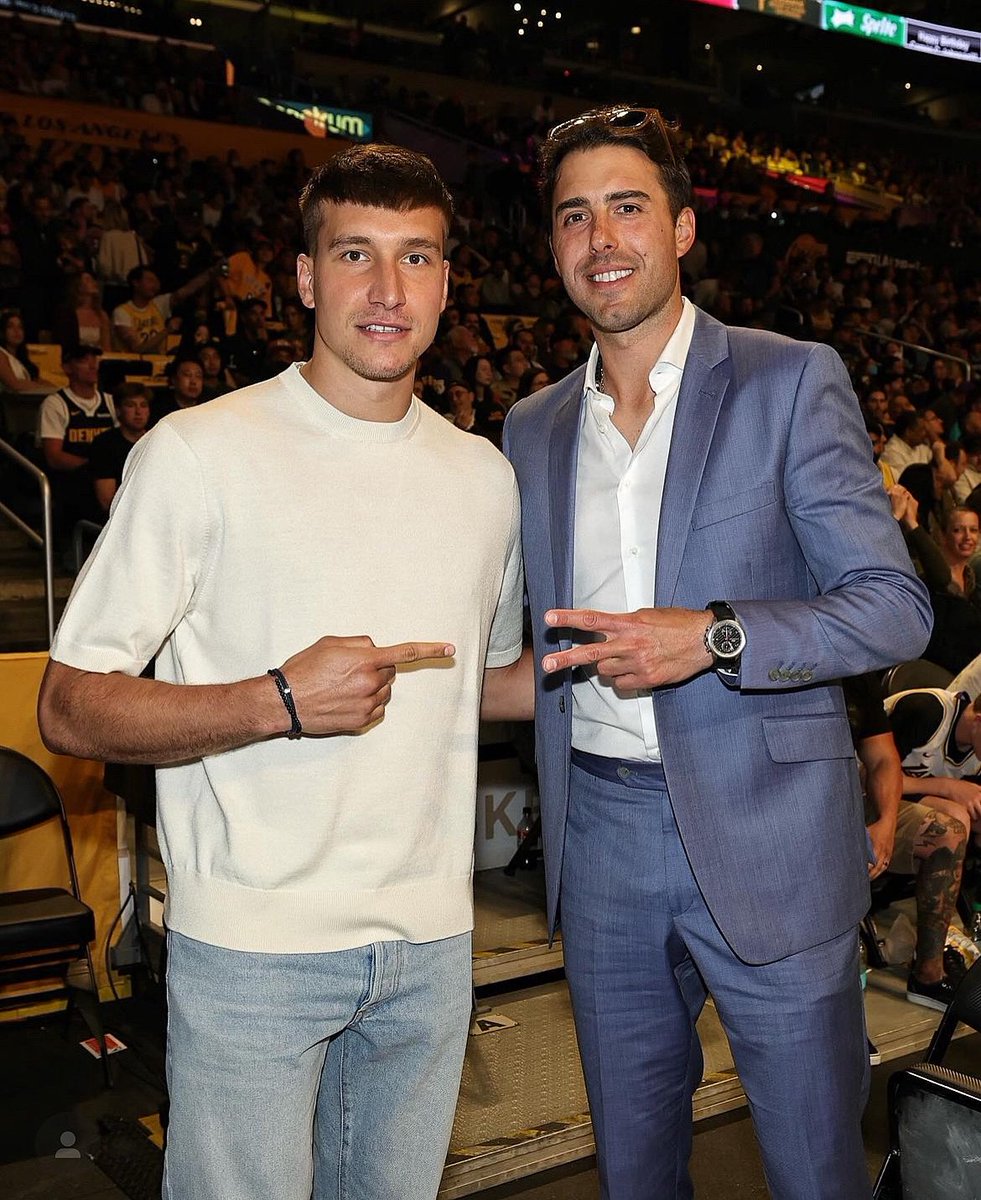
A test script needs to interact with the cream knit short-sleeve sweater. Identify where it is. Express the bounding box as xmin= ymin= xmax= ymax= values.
xmin=51 ymin=364 xmax=524 ymax=952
